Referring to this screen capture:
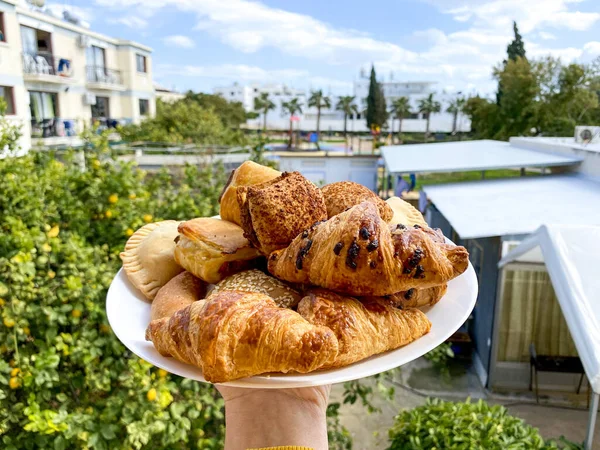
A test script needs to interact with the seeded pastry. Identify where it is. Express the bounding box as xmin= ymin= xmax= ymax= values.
xmin=322 ymin=181 xmax=393 ymax=221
